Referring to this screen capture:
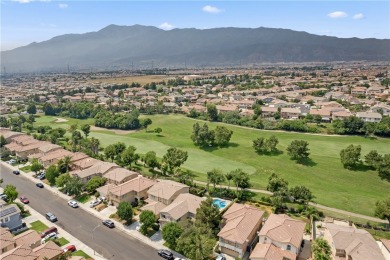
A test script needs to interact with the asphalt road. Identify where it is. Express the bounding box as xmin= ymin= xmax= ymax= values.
xmin=1 ymin=164 xmax=161 ymax=260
